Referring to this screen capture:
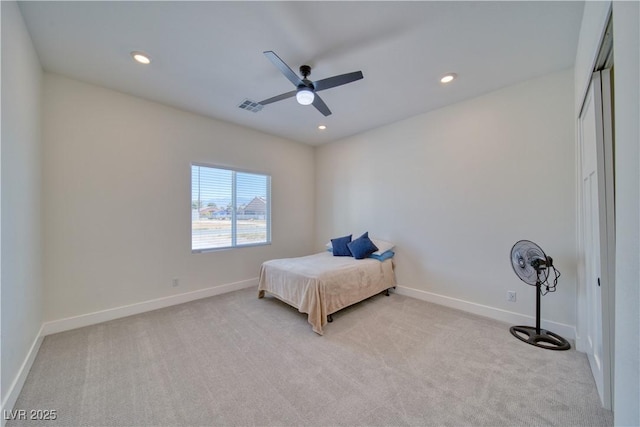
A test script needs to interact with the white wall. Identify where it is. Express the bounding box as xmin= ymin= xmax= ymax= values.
xmin=42 ymin=73 xmax=315 ymax=322
xmin=0 ymin=0 xmax=44 ymax=413
xmin=611 ymin=2 xmax=640 ymax=424
xmin=316 ymin=69 xmax=576 ymax=330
